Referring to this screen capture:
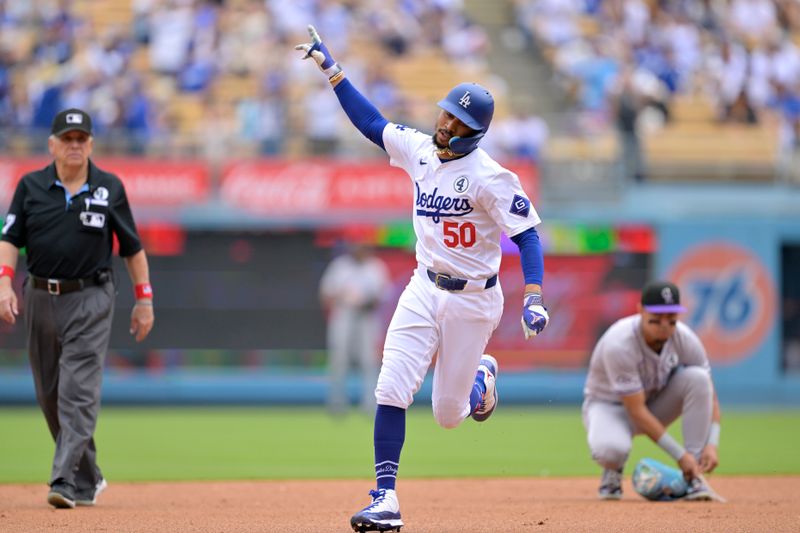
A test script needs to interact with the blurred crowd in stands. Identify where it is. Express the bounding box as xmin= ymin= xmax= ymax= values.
xmin=4 ymin=0 xmax=800 ymax=177
xmin=1 ymin=0 xmax=545 ymax=160
xmin=514 ymin=0 xmax=800 ymax=152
